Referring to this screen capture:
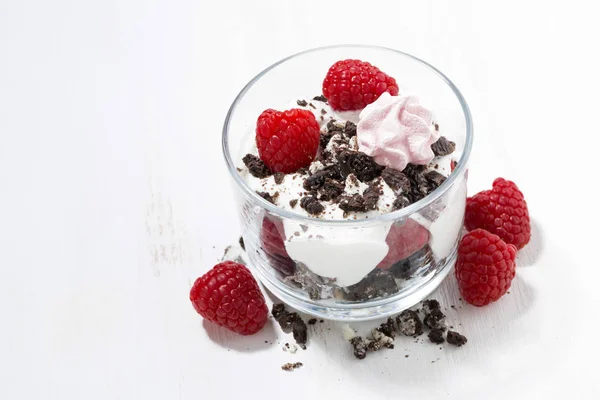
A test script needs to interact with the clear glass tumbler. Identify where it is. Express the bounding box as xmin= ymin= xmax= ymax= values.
xmin=222 ymin=45 xmax=473 ymax=321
